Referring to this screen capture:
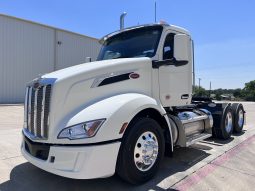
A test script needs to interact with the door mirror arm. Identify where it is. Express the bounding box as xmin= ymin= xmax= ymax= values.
xmin=152 ymin=58 xmax=188 ymax=68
